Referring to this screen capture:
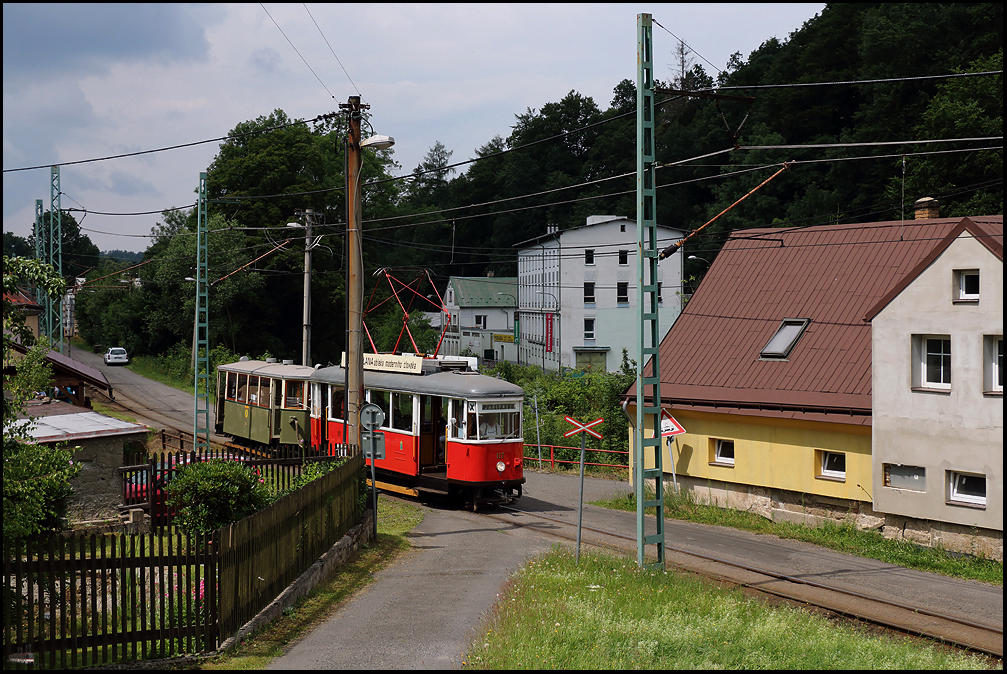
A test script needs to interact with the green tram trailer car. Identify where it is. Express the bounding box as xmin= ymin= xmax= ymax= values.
xmin=216 ymin=357 xmax=314 ymax=447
